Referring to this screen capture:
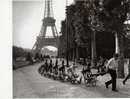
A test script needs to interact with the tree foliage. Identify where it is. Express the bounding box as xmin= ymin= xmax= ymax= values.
xmin=58 ymin=0 xmax=130 ymax=59
xmin=13 ymin=46 xmax=30 ymax=61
